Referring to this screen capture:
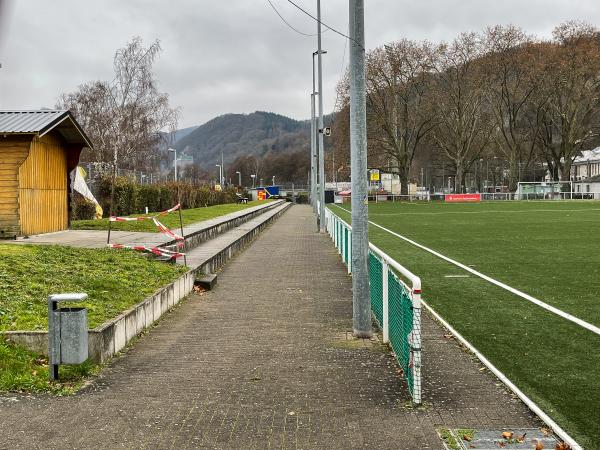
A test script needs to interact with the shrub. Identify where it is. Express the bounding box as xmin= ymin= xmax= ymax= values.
xmin=96 ymin=176 xmax=238 ymax=217
xmin=72 ymin=195 xmax=97 ymax=220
